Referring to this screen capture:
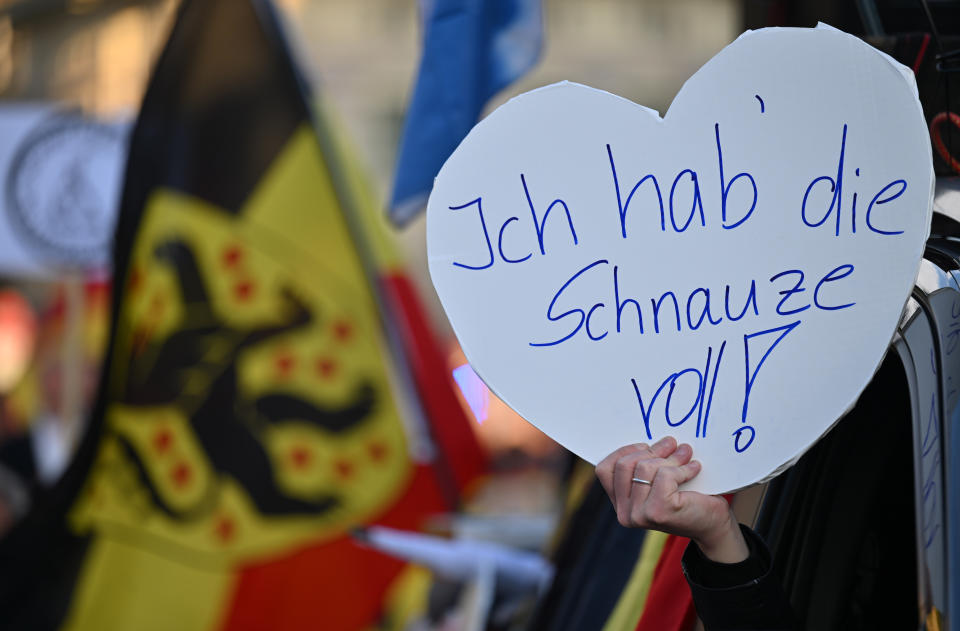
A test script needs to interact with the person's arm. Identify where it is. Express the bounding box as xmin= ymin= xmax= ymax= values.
xmin=683 ymin=524 xmax=796 ymax=630
xmin=595 ymin=437 xmax=746 ymax=560
xmin=595 ymin=437 xmax=795 ymax=630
